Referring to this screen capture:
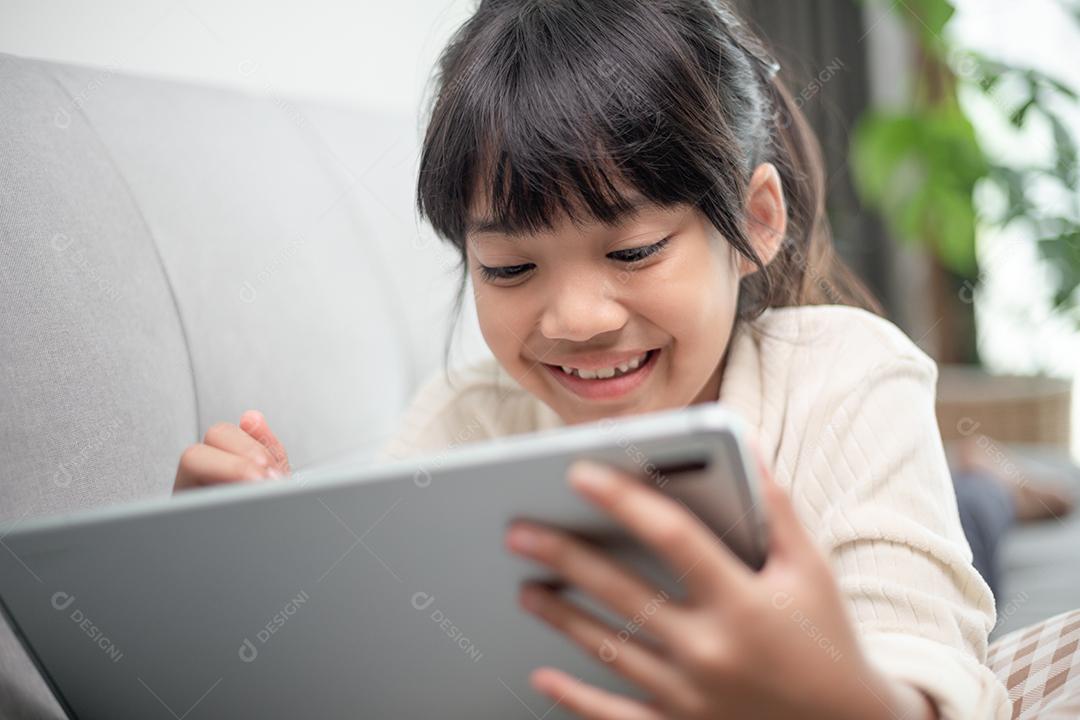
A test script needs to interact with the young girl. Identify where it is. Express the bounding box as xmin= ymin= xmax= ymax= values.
xmin=174 ymin=1 xmax=1012 ymax=717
